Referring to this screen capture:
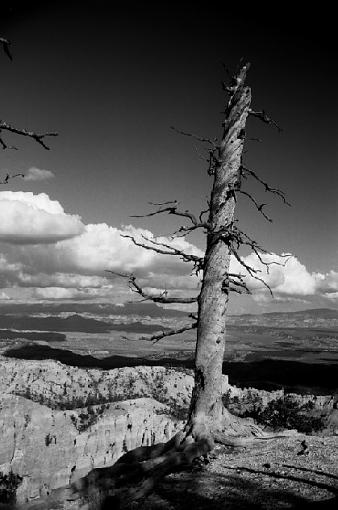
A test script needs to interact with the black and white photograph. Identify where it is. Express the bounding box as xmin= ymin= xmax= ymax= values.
xmin=0 ymin=2 xmax=337 ymax=509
